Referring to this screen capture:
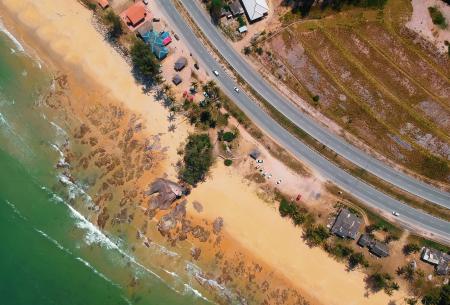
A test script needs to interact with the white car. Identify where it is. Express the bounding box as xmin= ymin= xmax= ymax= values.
xmin=213 ymin=70 xmax=219 ymax=76
xmin=256 ymin=159 xmax=263 ymax=164
xmin=234 ymin=86 xmax=239 ymax=93
xmin=392 ymin=211 xmax=400 ymax=217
